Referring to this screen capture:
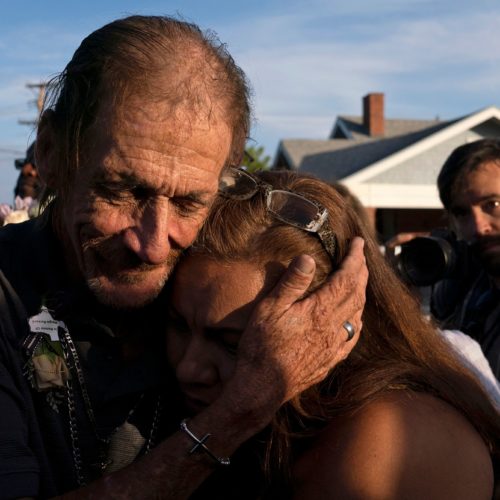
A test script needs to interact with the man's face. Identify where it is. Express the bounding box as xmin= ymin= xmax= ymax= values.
xmin=449 ymin=161 xmax=500 ymax=280
xmin=58 ymin=94 xmax=232 ymax=309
